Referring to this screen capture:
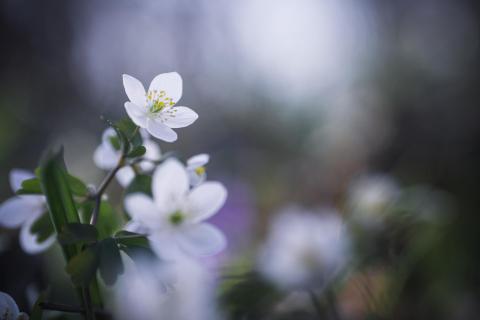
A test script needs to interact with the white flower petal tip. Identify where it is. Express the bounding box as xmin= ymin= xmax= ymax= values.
xmin=123 ymin=74 xmax=147 ymax=107
xmin=177 ymin=223 xmax=227 ymax=257
xmin=146 ymin=119 xmax=178 ymax=142
xmin=187 ymin=154 xmax=210 ymax=168
xmin=187 ymin=182 xmax=227 ymax=223
xmin=124 ymin=102 xmax=147 ymax=128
